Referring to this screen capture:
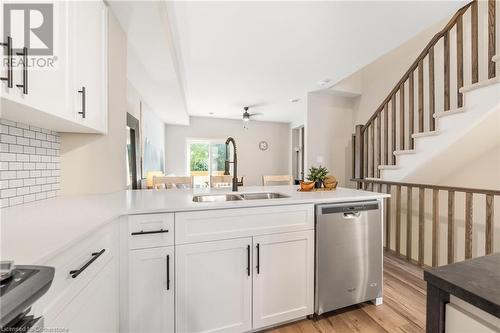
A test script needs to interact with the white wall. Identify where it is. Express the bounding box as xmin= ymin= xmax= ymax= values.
xmin=60 ymin=11 xmax=127 ymax=195
xmin=305 ymin=92 xmax=354 ymax=187
xmin=165 ymin=117 xmax=291 ymax=186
